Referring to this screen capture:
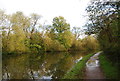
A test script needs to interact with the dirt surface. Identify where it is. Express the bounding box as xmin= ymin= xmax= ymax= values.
xmin=84 ymin=52 xmax=105 ymax=79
